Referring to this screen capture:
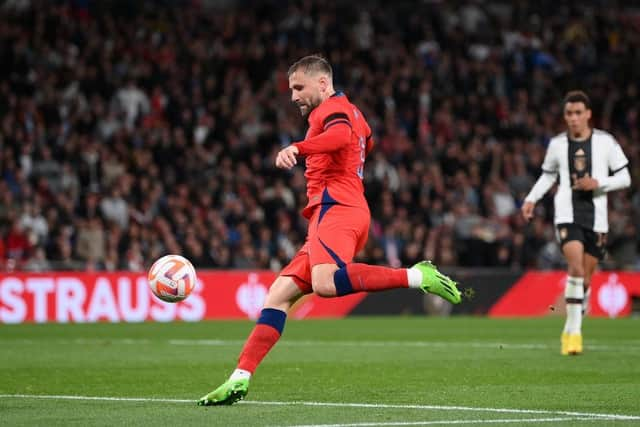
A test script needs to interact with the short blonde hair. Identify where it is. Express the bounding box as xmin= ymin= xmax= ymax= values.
xmin=287 ymin=54 xmax=332 ymax=78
